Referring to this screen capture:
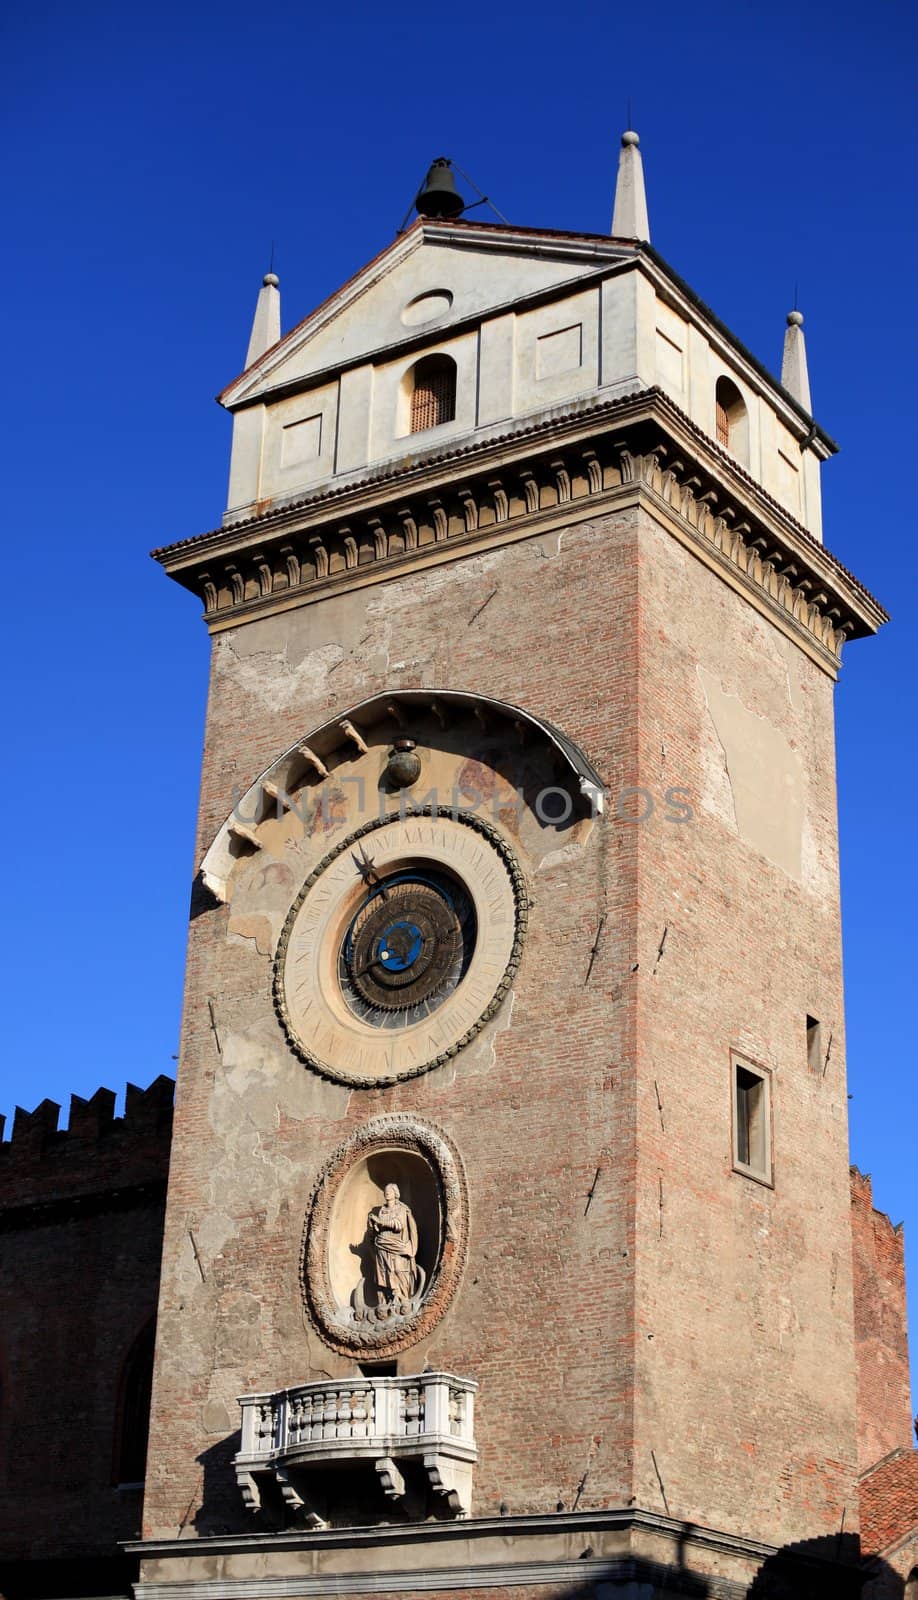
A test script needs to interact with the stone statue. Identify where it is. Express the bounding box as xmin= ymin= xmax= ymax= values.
xmin=368 ymin=1184 xmax=419 ymax=1305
